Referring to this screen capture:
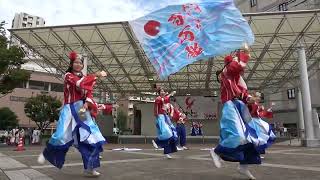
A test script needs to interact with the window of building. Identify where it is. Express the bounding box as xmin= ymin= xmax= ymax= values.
xmin=22 ymin=23 xmax=26 ymax=27
xmin=29 ymin=17 xmax=33 ymax=21
xmin=279 ymin=3 xmax=288 ymax=11
xmin=44 ymin=82 xmax=49 ymax=91
xmin=50 ymin=83 xmax=64 ymax=92
xmin=250 ymin=0 xmax=257 ymax=7
xmin=29 ymin=80 xmax=45 ymax=90
xmin=16 ymin=82 xmax=26 ymax=88
xmin=23 ymin=17 xmax=27 ymax=21
xmin=287 ymin=88 xmax=295 ymax=99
